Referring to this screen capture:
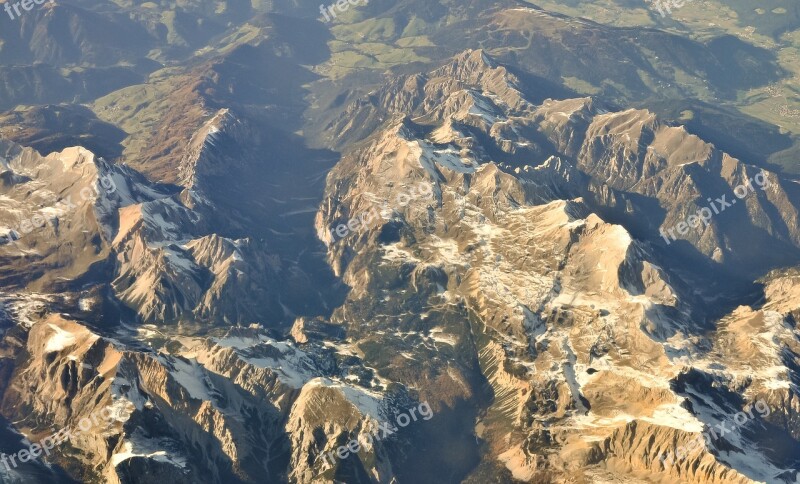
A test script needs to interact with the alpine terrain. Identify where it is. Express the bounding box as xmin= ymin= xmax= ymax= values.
xmin=0 ymin=1 xmax=797 ymax=483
